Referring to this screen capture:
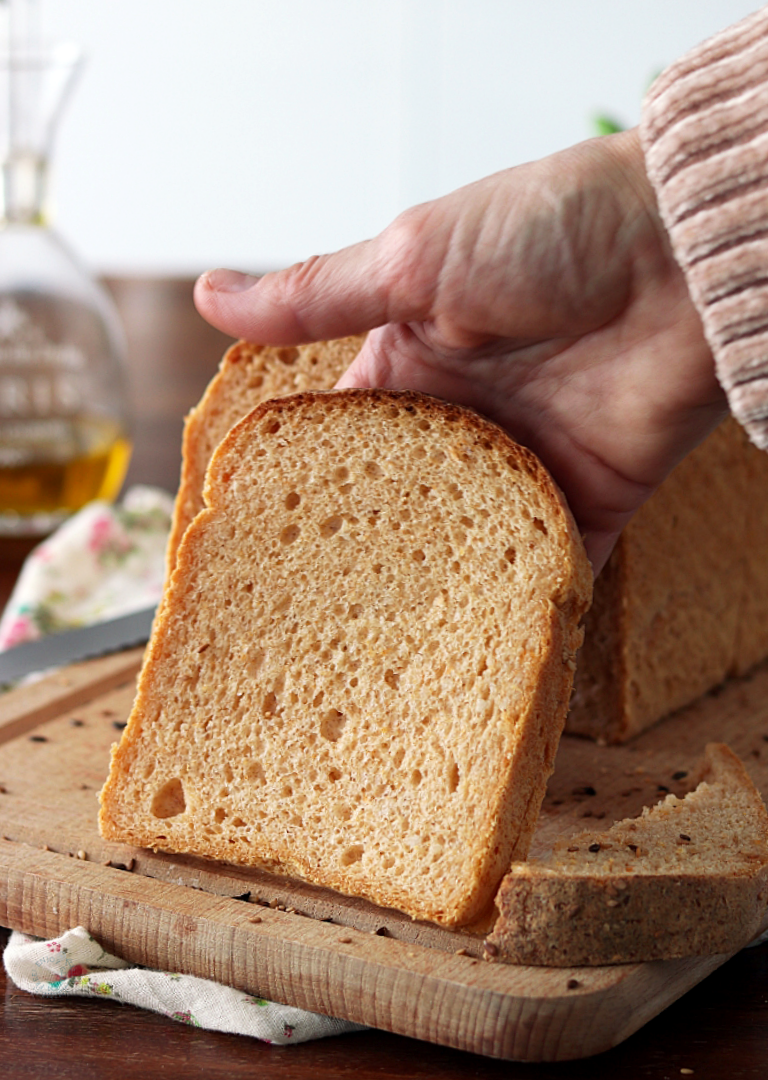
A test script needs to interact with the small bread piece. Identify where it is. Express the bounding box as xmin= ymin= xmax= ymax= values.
xmin=166 ymin=336 xmax=364 ymax=569
xmin=489 ymin=744 xmax=768 ymax=965
xmin=100 ymin=388 xmax=592 ymax=927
